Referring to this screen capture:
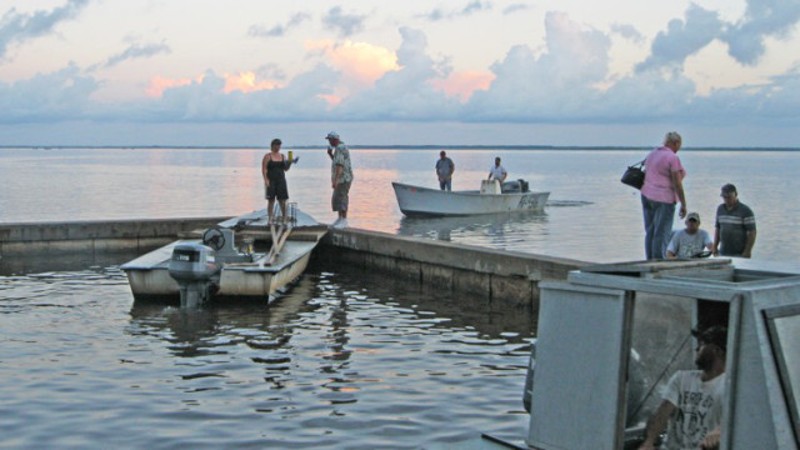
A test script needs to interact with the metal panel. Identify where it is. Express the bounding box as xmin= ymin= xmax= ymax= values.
xmin=528 ymin=282 xmax=630 ymax=450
